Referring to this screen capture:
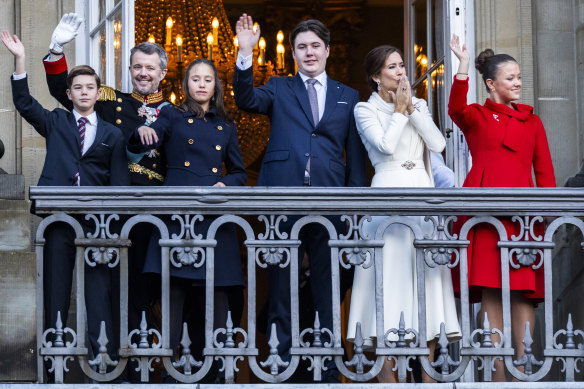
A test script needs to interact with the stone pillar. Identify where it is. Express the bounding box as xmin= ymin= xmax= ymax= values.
xmin=0 ymin=0 xmax=75 ymax=382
